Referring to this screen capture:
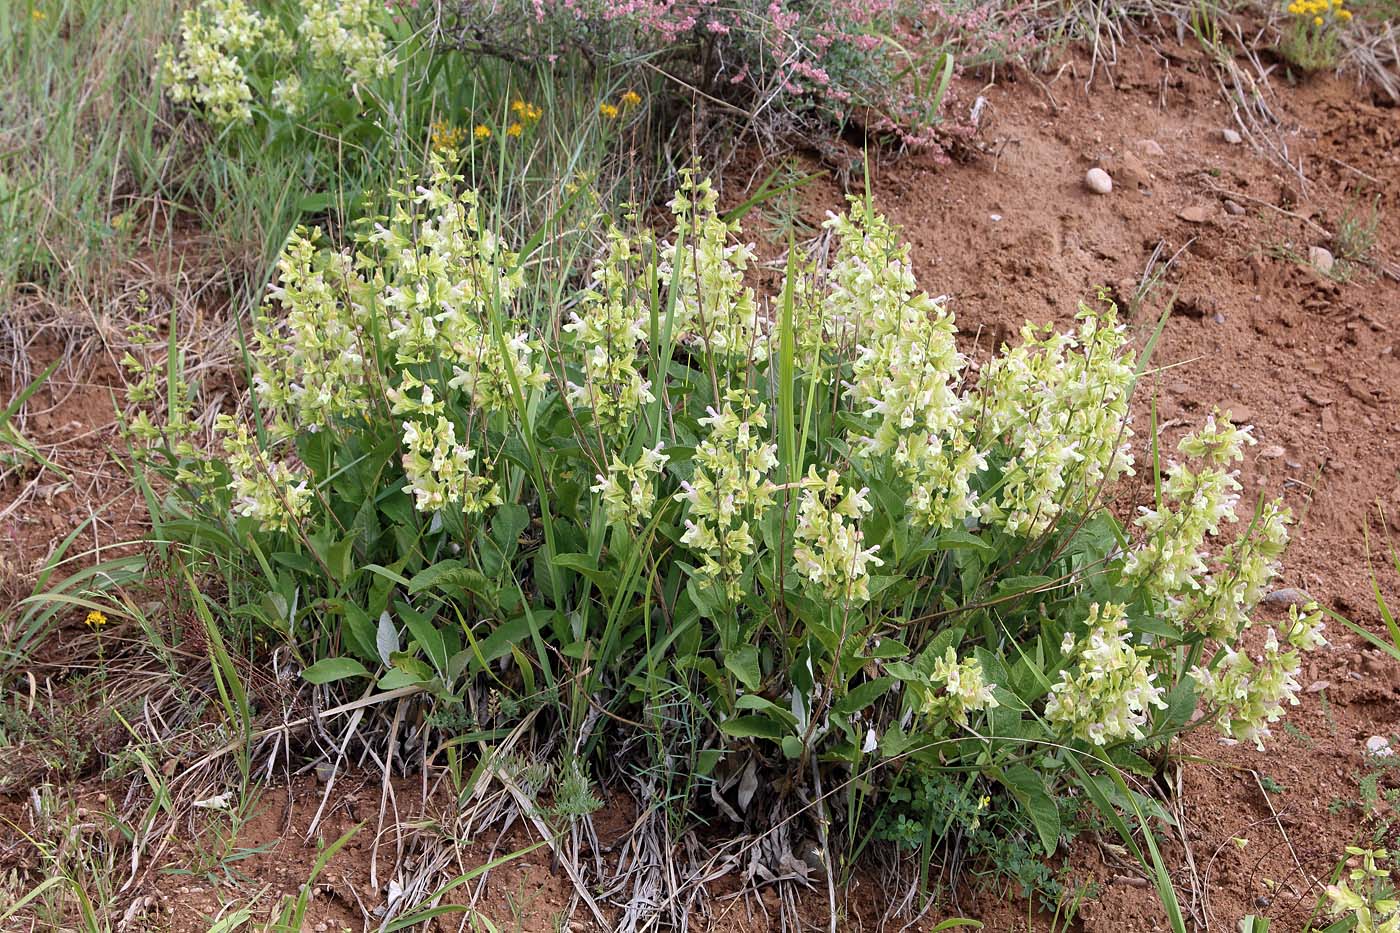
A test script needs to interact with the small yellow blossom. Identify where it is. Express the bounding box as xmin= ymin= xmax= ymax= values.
xmin=1314 ymin=15 xmax=1323 ymax=23
xmin=511 ymin=99 xmax=542 ymax=122
xmin=430 ymin=119 xmax=467 ymax=152
xmin=506 ymin=122 xmax=523 ymax=137
xmin=599 ymin=102 xmax=619 ymax=119
xmin=31 ymin=7 xmax=47 ymax=21
xmin=620 ymin=90 xmax=641 ymax=107
xmin=473 ymin=123 xmax=491 ymax=140
xmin=85 ymin=610 xmax=109 ymax=628
xmin=978 ymin=795 xmax=991 ymax=810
